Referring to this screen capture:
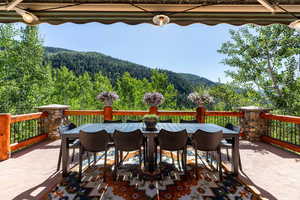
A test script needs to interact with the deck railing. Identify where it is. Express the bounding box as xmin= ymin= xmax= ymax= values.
xmin=260 ymin=113 xmax=300 ymax=153
xmin=2 ymin=105 xmax=300 ymax=161
xmin=0 ymin=112 xmax=48 ymax=160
